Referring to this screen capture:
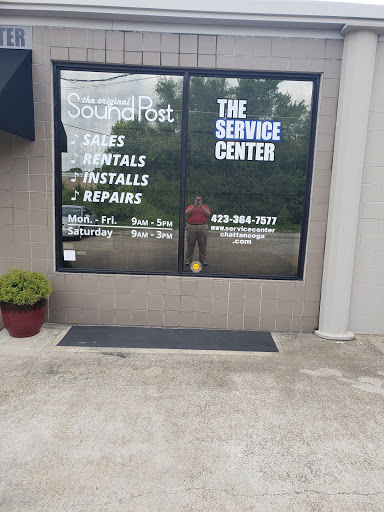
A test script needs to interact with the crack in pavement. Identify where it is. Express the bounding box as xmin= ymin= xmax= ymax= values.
xmin=126 ymin=487 xmax=384 ymax=499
